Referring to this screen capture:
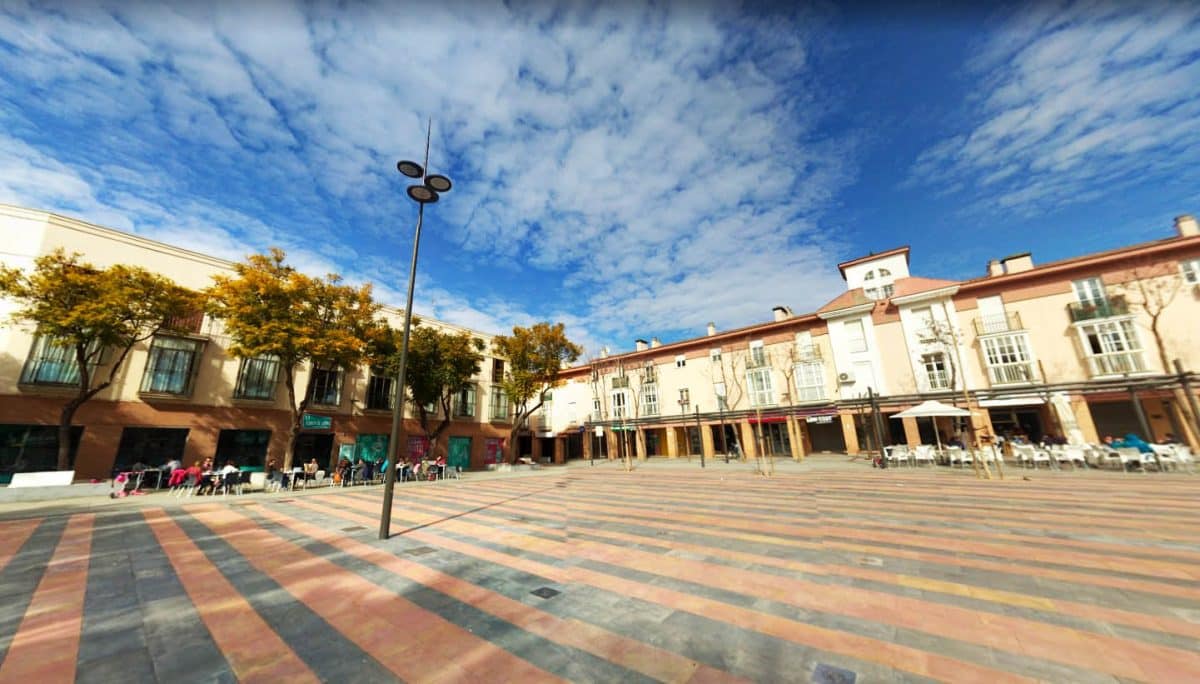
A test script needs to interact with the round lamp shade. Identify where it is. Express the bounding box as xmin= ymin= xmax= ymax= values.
xmin=397 ymin=160 xmax=424 ymax=178
xmin=407 ymin=184 xmax=439 ymax=203
xmin=425 ymin=174 xmax=452 ymax=192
